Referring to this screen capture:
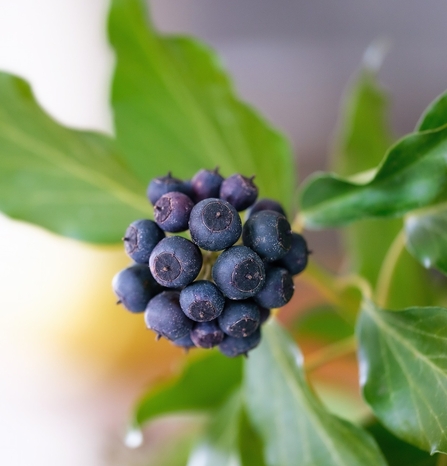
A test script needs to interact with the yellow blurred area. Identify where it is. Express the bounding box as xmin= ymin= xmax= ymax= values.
xmin=0 ymin=213 xmax=183 ymax=382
